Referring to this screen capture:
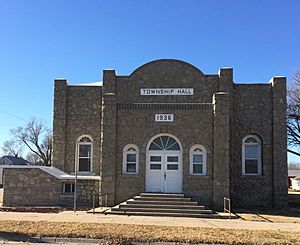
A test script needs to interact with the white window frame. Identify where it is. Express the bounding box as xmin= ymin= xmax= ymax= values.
xmin=76 ymin=135 xmax=93 ymax=174
xmin=63 ymin=182 xmax=75 ymax=195
xmin=123 ymin=144 xmax=139 ymax=175
xmin=189 ymin=145 xmax=207 ymax=176
xmin=242 ymin=135 xmax=262 ymax=176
